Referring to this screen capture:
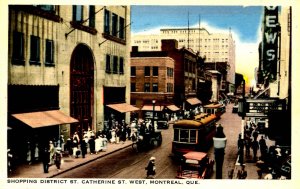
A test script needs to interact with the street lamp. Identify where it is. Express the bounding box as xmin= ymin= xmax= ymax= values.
xmin=213 ymin=124 xmax=227 ymax=179
xmin=152 ymin=100 xmax=156 ymax=133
